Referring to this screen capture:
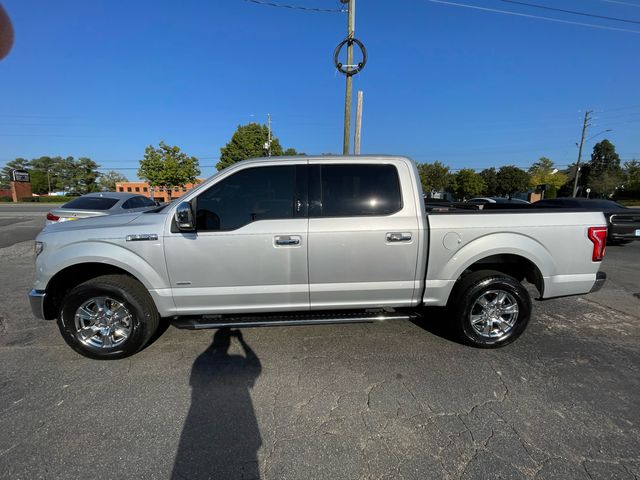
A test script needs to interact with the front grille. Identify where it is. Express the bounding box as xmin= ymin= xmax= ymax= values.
xmin=610 ymin=214 xmax=640 ymax=226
